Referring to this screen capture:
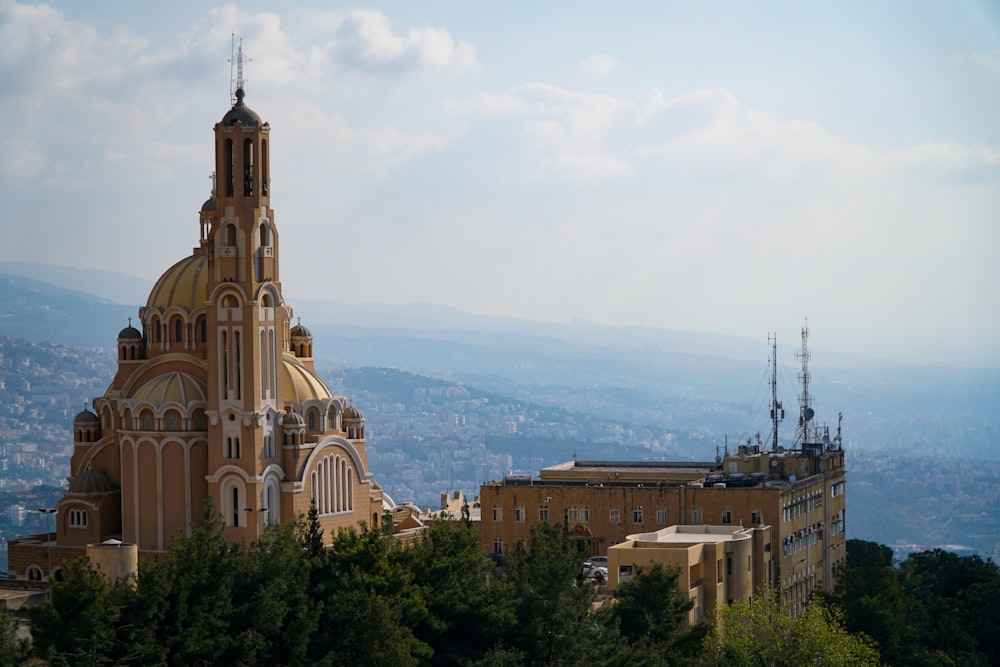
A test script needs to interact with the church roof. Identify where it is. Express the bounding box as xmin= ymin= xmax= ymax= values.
xmin=131 ymin=371 xmax=207 ymax=404
xmin=146 ymin=254 xmax=208 ymax=311
xmin=68 ymin=469 xmax=117 ymax=495
xmin=221 ymin=88 xmax=262 ymax=126
xmin=279 ymin=356 xmax=333 ymax=404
